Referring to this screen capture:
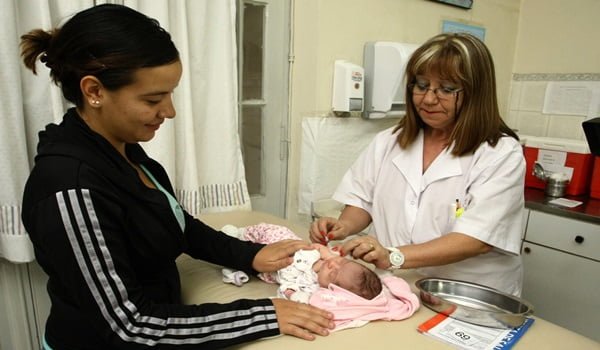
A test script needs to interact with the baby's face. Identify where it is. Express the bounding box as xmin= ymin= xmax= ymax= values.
xmin=315 ymin=256 xmax=364 ymax=289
